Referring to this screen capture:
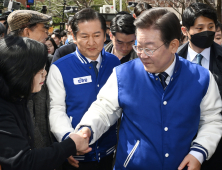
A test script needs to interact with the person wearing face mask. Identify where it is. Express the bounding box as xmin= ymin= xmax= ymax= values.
xmin=177 ymin=3 xmax=222 ymax=170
